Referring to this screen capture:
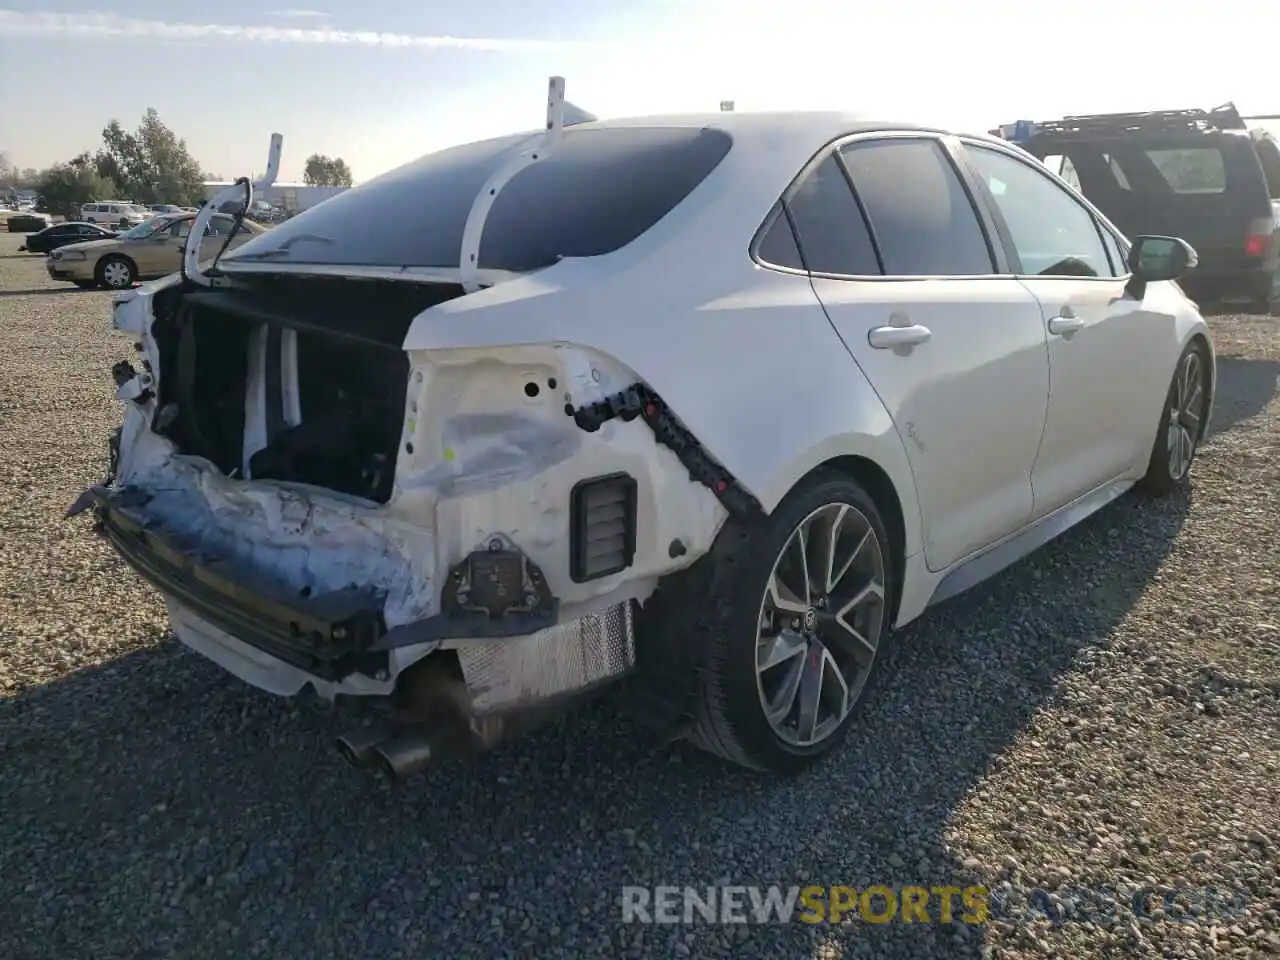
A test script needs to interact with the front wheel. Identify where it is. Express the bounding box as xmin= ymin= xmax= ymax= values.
xmin=1137 ymin=341 xmax=1211 ymax=496
xmin=96 ymin=255 xmax=135 ymax=290
xmin=682 ymin=471 xmax=895 ymax=773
